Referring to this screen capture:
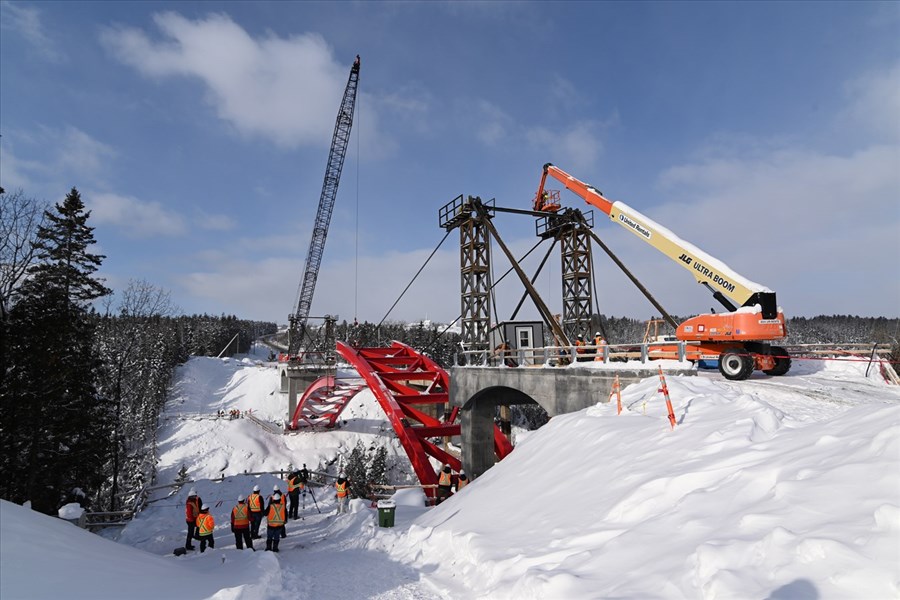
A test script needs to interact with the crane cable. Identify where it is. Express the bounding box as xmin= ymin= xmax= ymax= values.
xmin=354 ymin=81 xmax=361 ymax=324
xmin=421 ymin=238 xmax=547 ymax=356
xmin=376 ymin=230 xmax=452 ymax=329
